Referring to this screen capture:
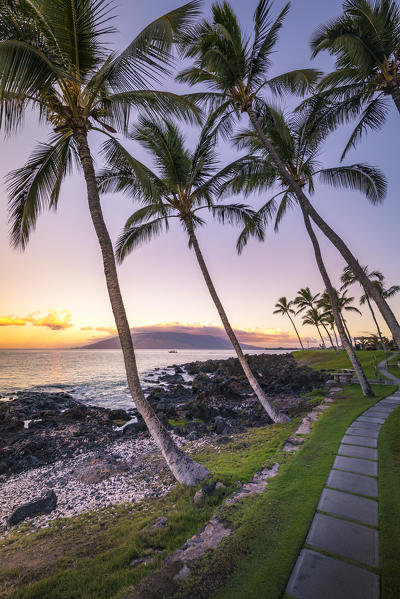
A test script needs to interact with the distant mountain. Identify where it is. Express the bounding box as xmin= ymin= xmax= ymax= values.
xmin=79 ymin=331 xmax=261 ymax=350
